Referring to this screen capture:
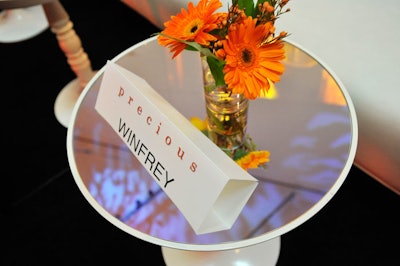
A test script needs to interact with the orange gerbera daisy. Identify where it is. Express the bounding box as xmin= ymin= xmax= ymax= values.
xmin=223 ymin=17 xmax=286 ymax=99
xmin=236 ymin=150 xmax=270 ymax=170
xmin=158 ymin=0 xmax=222 ymax=58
